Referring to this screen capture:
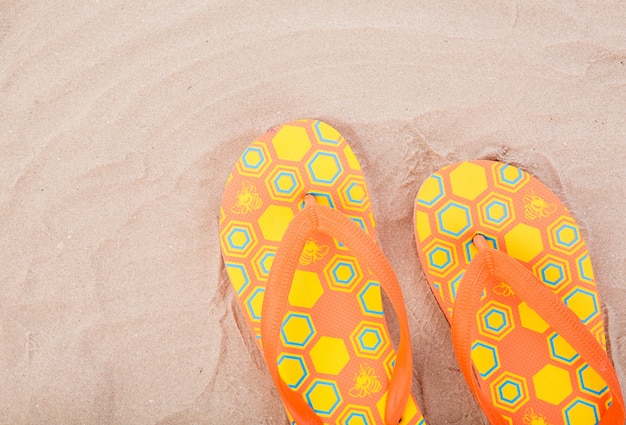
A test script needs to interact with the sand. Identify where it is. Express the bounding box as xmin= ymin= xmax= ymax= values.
xmin=1 ymin=1 xmax=625 ymax=424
